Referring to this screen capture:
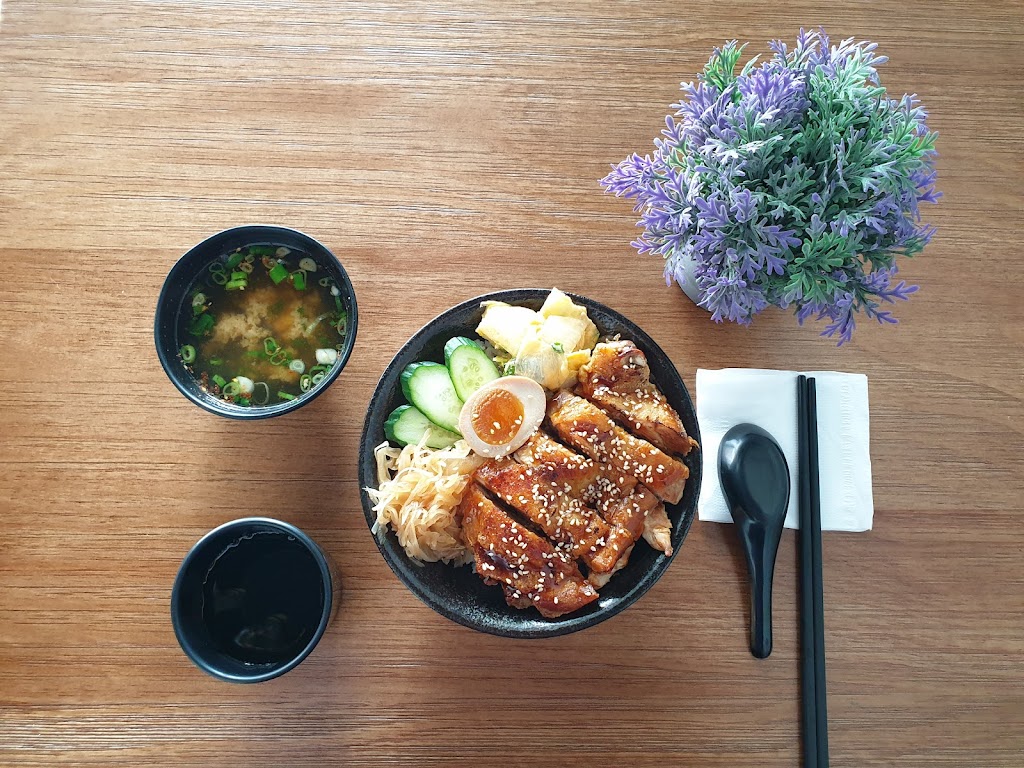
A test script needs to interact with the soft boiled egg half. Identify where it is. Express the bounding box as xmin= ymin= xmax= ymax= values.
xmin=458 ymin=376 xmax=546 ymax=458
